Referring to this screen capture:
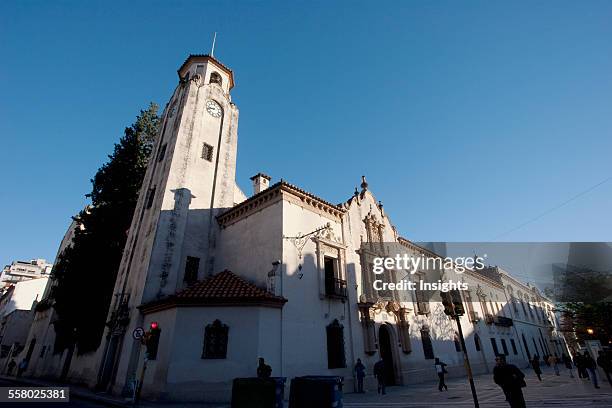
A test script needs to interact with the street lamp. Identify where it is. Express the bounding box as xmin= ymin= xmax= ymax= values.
xmin=586 ymin=328 xmax=594 ymax=335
